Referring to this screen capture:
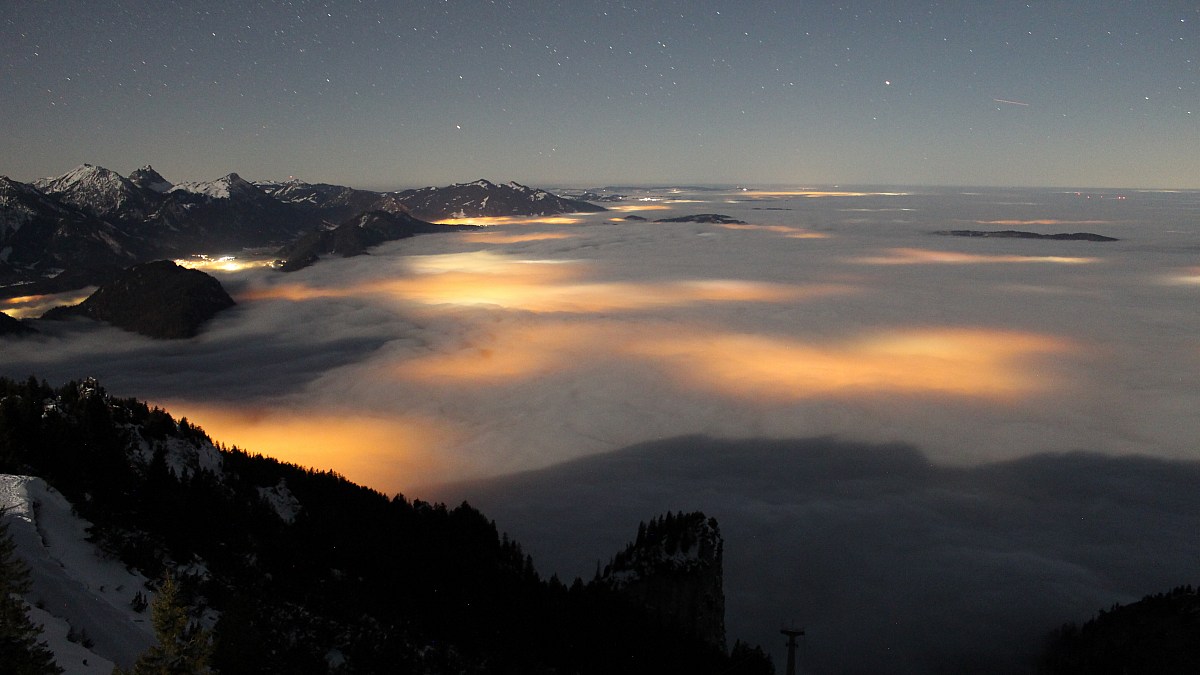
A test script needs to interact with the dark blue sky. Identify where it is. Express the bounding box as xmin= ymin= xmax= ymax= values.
xmin=3 ymin=1 xmax=1196 ymax=188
